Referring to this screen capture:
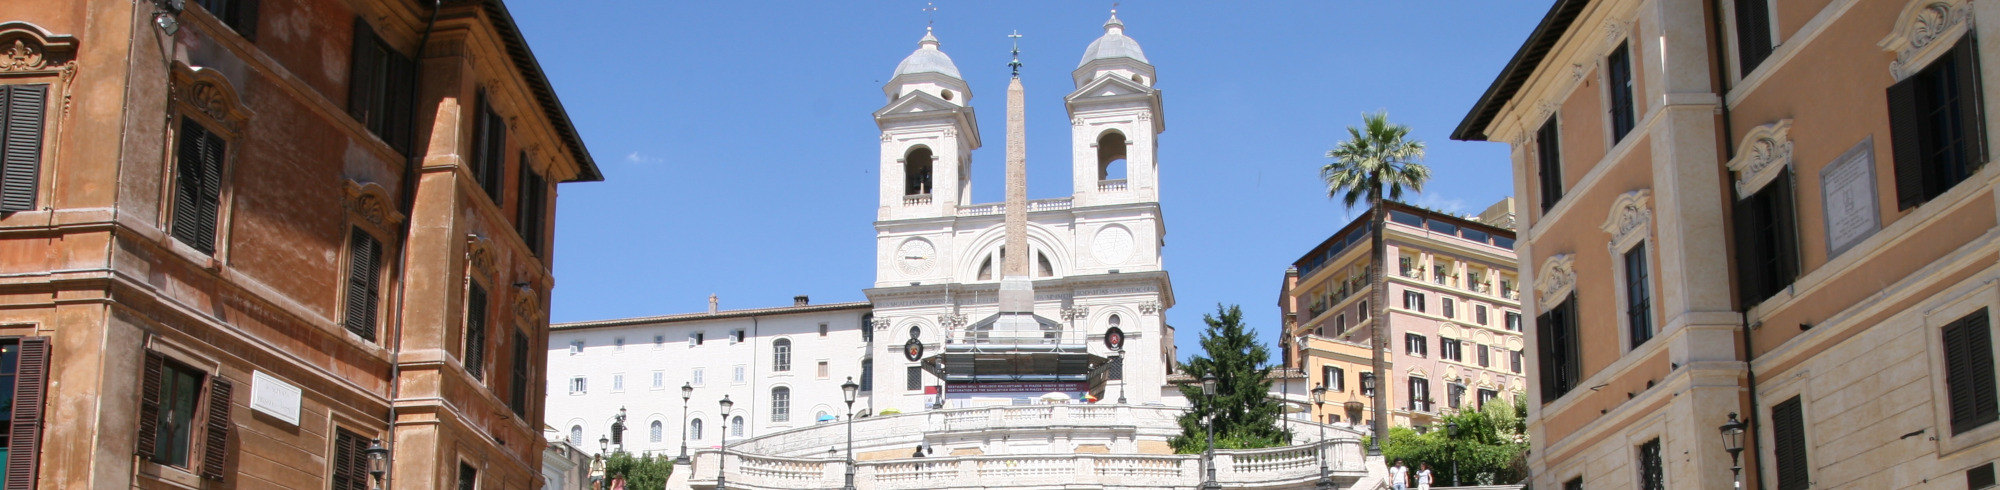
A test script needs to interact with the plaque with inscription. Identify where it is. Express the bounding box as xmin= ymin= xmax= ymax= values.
xmin=1820 ymin=138 xmax=1880 ymax=258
